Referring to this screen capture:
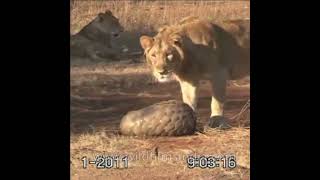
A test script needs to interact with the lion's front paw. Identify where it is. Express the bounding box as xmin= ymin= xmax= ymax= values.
xmin=208 ymin=116 xmax=231 ymax=129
